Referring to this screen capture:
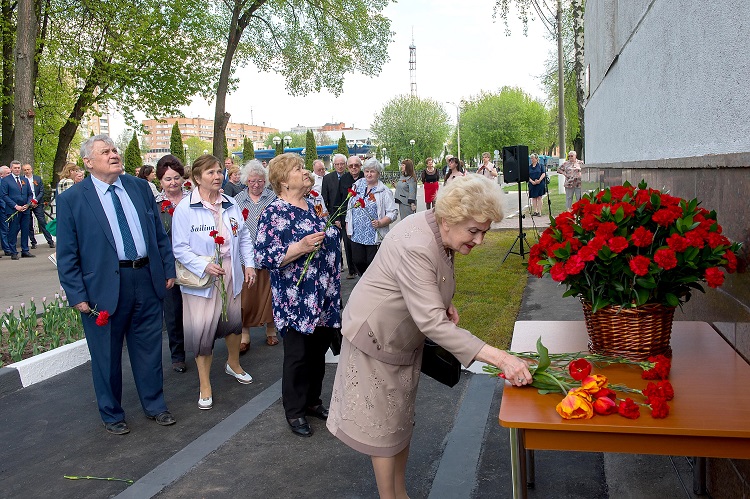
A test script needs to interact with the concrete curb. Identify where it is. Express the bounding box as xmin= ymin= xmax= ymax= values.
xmin=7 ymin=338 xmax=90 ymax=389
